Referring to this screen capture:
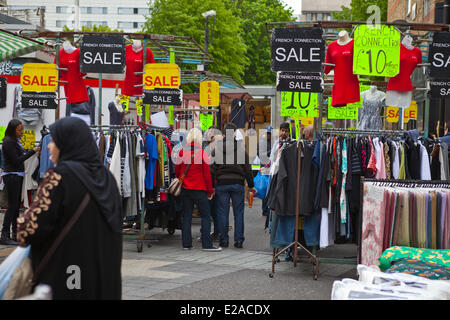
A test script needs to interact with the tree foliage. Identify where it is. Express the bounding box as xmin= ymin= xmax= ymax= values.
xmin=332 ymin=0 xmax=388 ymax=22
xmin=143 ymin=0 xmax=248 ymax=85
xmin=228 ymin=0 xmax=295 ymax=85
